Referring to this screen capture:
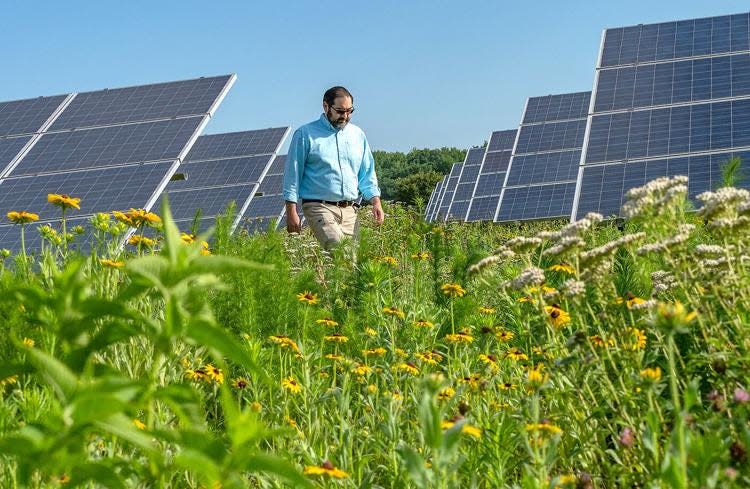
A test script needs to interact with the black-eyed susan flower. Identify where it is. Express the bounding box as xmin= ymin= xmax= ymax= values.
xmin=652 ymin=301 xmax=697 ymax=334
xmin=616 ymin=292 xmax=646 ymax=309
xmin=268 ymin=335 xmax=301 ymax=354
xmin=47 ymin=193 xmax=80 ymax=210
xmin=231 ymin=377 xmax=249 ymax=389
xmin=22 ymin=337 xmax=35 ymax=348
xmin=112 ymin=211 xmax=134 ymax=226
xmin=416 ymin=350 xmax=443 ymax=365
xmin=545 ymin=304 xmax=571 ymax=328
xmin=525 ymin=419 xmax=563 ymax=435
xmin=499 ymin=382 xmax=516 ymax=390
xmin=324 ymin=333 xmax=349 ymax=343
xmin=478 ymin=354 xmax=499 ymax=372
xmin=364 ymin=327 xmax=377 ymax=336
xmin=316 ymin=317 xmax=338 ymax=327
xmin=505 ymin=348 xmax=528 ymax=361
xmin=377 ymin=256 xmax=398 ymax=267
xmin=324 ymin=353 xmax=345 ymax=361
xmin=185 ymin=367 xmax=208 ymax=382
xmin=352 ymin=364 xmax=372 ymax=376
xmin=411 ymin=251 xmax=430 ymax=260
xmin=478 ymin=306 xmax=496 ymax=315
xmin=132 ymin=419 xmax=146 ymax=430
xmin=383 ymin=306 xmax=405 ymax=319
xmin=437 ymin=387 xmax=455 ymax=400
xmin=589 ymin=335 xmax=615 ymax=348
xmin=548 ymin=263 xmax=575 ymax=275
xmin=127 ymin=235 xmax=156 ymax=249
xmin=362 ymin=347 xmax=386 ymax=357
xmin=458 ymin=374 xmax=482 ymax=388
xmin=445 ymin=332 xmax=474 ymax=344
xmin=531 ymin=346 xmax=555 ymax=360
xmin=495 ymin=329 xmax=514 ymax=342
xmin=366 ymin=384 xmax=378 ymax=394
xmin=296 ymin=291 xmax=319 ymax=305
xmin=441 ymin=282 xmax=467 ymax=298
xmin=203 ymin=364 xmax=224 ymax=384
xmin=624 ymin=327 xmax=647 ymax=350
xmin=441 ymin=417 xmax=481 ymax=438
xmin=395 ymin=362 xmax=420 ymax=376
xmin=122 ymin=208 xmax=161 ymax=227
xmin=281 ymin=376 xmax=302 ymax=394
xmin=413 ymin=319 xmax=435 ymax=328
xmin=7 ymin=211 xmax=39 ymax=224
xmin=303 ymin=461 xmax=349 ymax=479
xmin=527 ymin=365 xmax=549 ymax=388
xmin=100 ymin=258 xmax=125 ymax=268
xmin=0 ymin=375 xmax=19 ymax=387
